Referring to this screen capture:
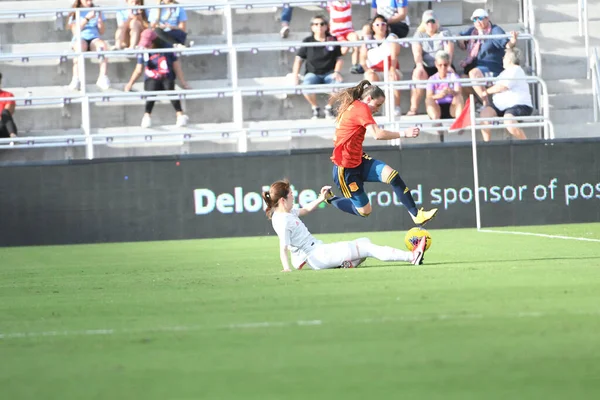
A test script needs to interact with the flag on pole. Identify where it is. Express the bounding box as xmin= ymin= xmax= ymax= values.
xmin=449 ymin=97 xmax=472 ymax=133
